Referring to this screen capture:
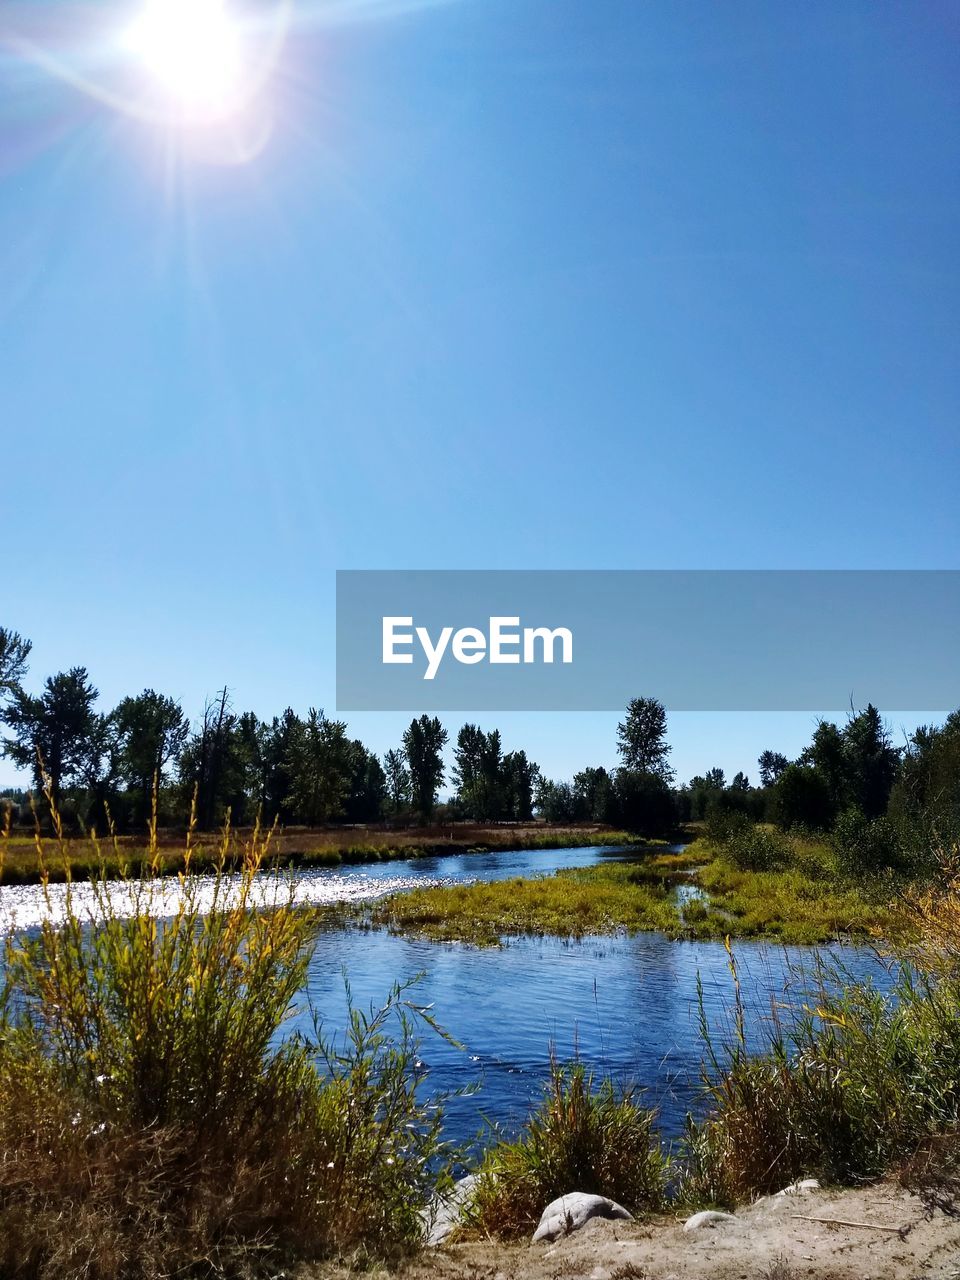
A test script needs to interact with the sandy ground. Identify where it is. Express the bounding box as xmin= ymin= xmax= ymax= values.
xmin=305 ymin=1181 xmax=960 ymax=1280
